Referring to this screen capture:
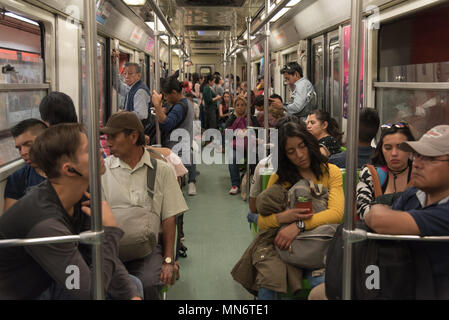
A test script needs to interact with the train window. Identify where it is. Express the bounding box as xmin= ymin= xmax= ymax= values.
xmin=378 ymin=3 xmax=449 ymax=83
xmin=282 ymin=51 xmax=297 ymax=103
xmin=0 ymin=12 xmax=46 ymax=167
xmin=80 ymin=37 xmax=107 ymax=127
xmin=200 ymin=66 xmax=212 ymax=75
xmin=376 ymin=88 xmax=449 ymax=139
xmin=117 ymin=51 xmax=130 ymax=109
xmin=375 ymin=3 xmax=449 ymax=139
xmin=328 ymin=36 xmax=341 ymax=127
